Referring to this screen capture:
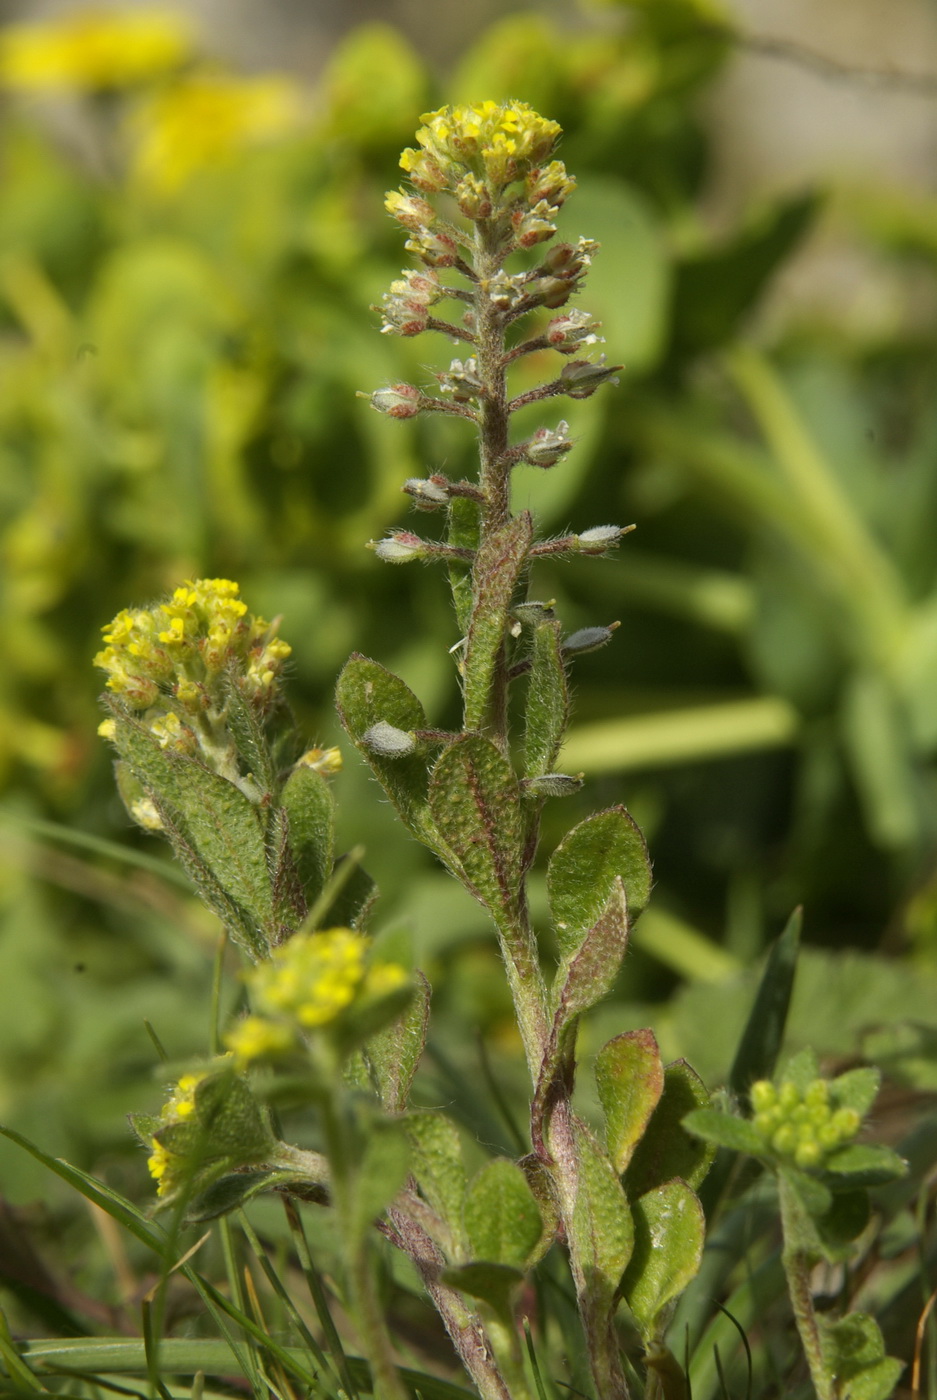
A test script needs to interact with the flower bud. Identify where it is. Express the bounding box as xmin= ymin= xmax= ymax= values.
xmin=368 ymin=384 xmax=423 ymax=418
xmin=370 ymin=530 xmax=426 ymax=563
xmin=559 ymin=355 xmax=622 ymax=399
xmin=435 ymin=356 xmax=483 ymax=402
xmin=295 ymin=746 xmax=343 ymax=775
xmin=379 ymin=268 xmax=443 ymax=336
xmin=526 ymin=160 xmax=576 ymax=209
xmin=522 ymin=421 xmax=572 ymax=468
xmin=384 ymin=189 xmax=436 ymax=231
xmin=454 ymin=174 xmax=492 ymax=220
xmin=512 ymin=199 xmax=559 ymax=248
xmin=543 ymin=237 xmax=599 ymax=275
xmin=405 ymin=229 xmax=460 ymax=267
xmin=362 ymin=721 xmax=417 ymax=757
xmin=546 ymin=308 xmax=603 ymax=354
xmin=486 ymin=270 xmax=527 ymax=311
xmin=403 ymin=476 xmax=450 ymax=508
